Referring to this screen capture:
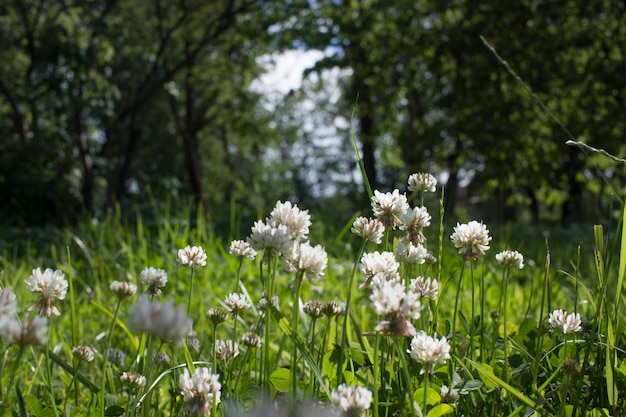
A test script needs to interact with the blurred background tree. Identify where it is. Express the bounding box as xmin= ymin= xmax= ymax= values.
xmin=0 ymin=0 xmax=624 ymax=229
